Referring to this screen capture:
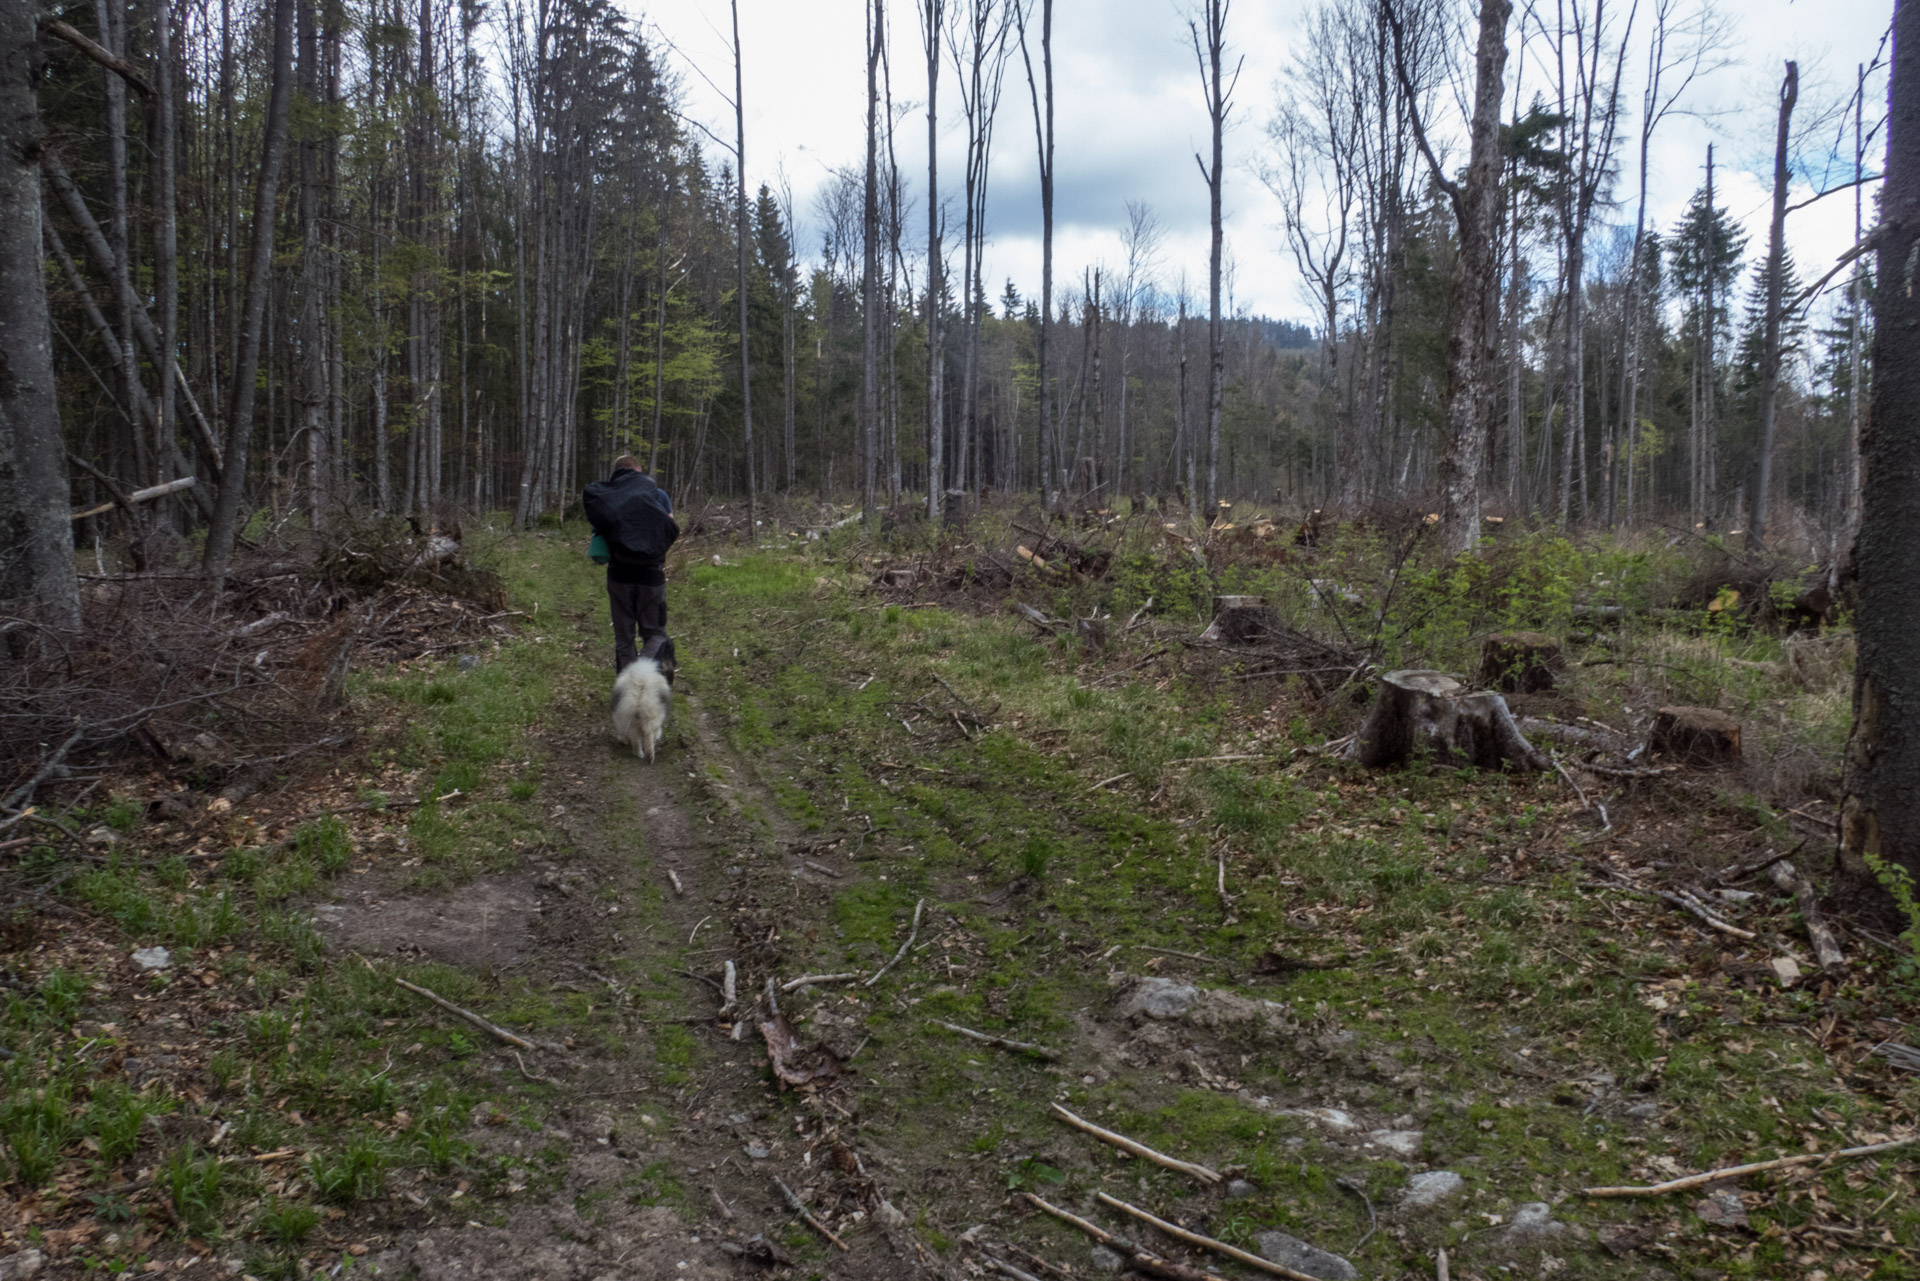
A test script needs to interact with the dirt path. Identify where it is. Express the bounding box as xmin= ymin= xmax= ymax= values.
xmin=336 ymin=670 xmax=949 ymax=1280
